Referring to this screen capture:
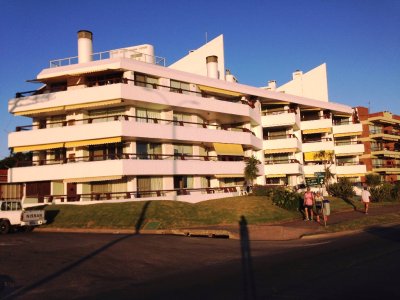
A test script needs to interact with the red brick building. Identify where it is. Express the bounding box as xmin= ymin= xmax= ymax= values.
xmin=355 ymin=106 xmax=400 ymax=182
